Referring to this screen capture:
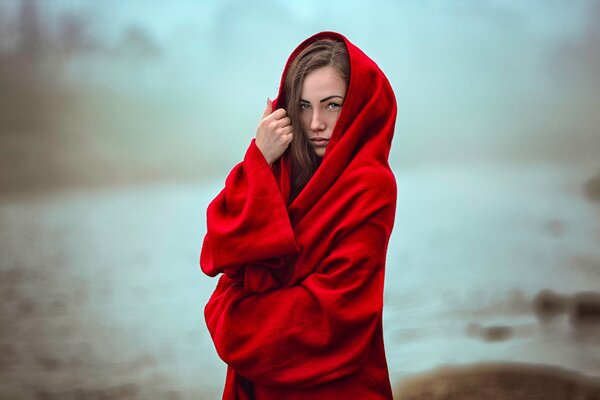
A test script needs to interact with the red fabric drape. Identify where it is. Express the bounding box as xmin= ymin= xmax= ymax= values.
xmin=200 ymin=31 xmax=398 ymax=399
